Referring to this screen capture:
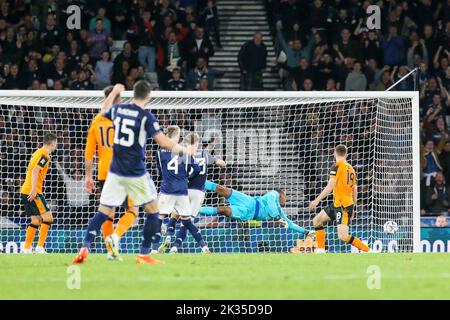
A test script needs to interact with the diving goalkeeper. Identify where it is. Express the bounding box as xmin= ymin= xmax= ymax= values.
xmin=199 ymin=181 xmax=312 ymax=237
